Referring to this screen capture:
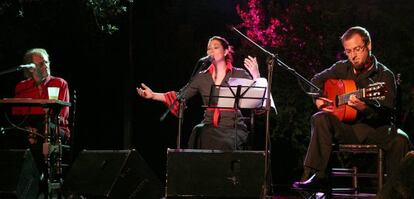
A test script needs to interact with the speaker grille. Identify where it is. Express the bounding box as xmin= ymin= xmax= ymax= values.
xmin=166 ymin=149 xmax=265 ymax=198
xmin=63 ymin=149 xmax=162 ymax=199
xmin=0 ymin=149 xmax=40 ymax=199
